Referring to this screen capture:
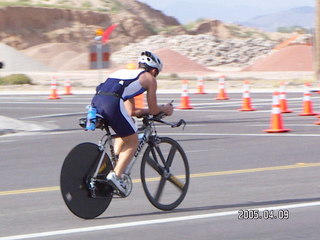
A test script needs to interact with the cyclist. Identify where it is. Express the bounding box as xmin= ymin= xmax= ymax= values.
xmin=91 ymin=51 xmax=173 ymax=195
